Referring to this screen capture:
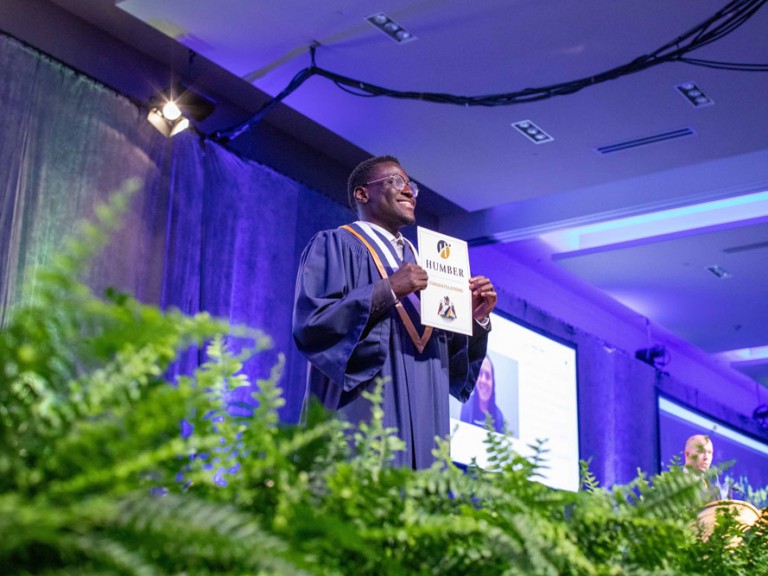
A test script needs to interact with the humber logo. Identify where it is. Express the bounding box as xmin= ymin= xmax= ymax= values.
xmin=436 ymin=239 xmax=451 ymax=259
xmin=425 ymin=239 xmax=463 ymax=277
